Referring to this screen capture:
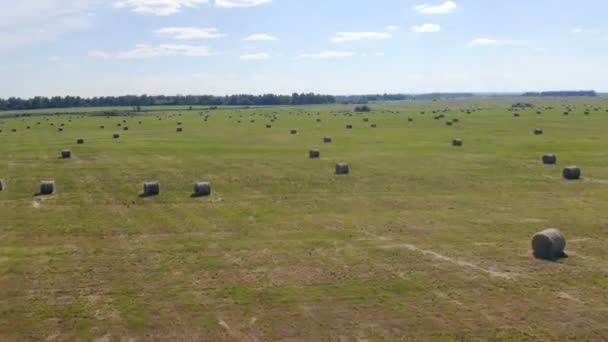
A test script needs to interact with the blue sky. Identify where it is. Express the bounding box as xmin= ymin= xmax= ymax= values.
xmin=1 ymin=0 xmax=607 ymax=97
